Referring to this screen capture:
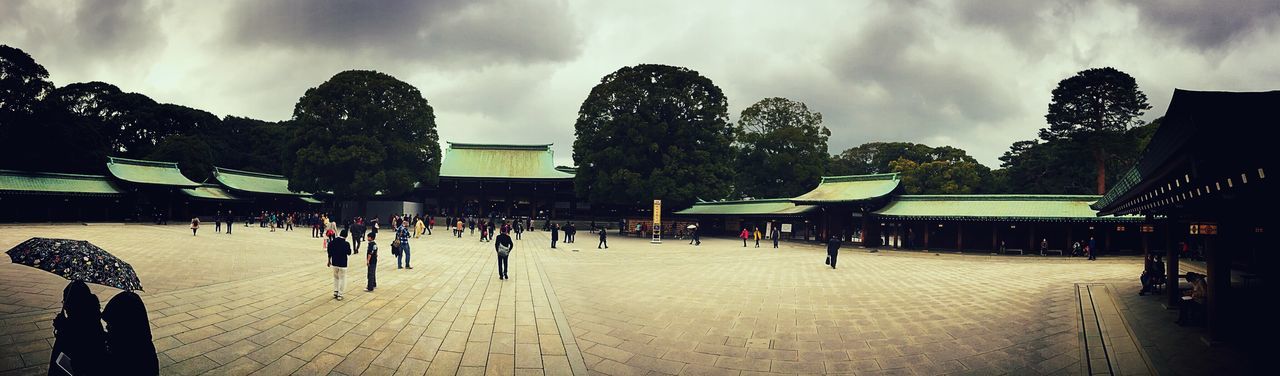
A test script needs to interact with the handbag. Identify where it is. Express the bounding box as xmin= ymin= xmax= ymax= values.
xmin=497 ymin=244 xmax=512 ymax=256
